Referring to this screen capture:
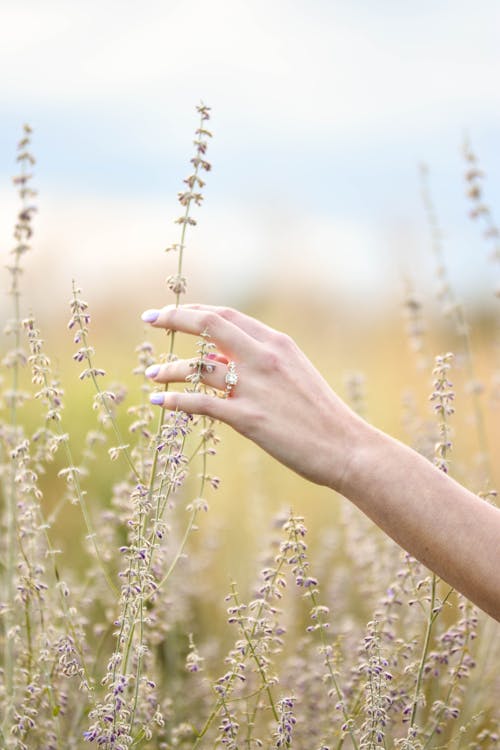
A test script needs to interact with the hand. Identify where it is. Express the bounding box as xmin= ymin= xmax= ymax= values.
xmin=141 ymin=304 xmax=363 ymax=488
xmin=141 ymin=304 xmax=500 ymax=621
